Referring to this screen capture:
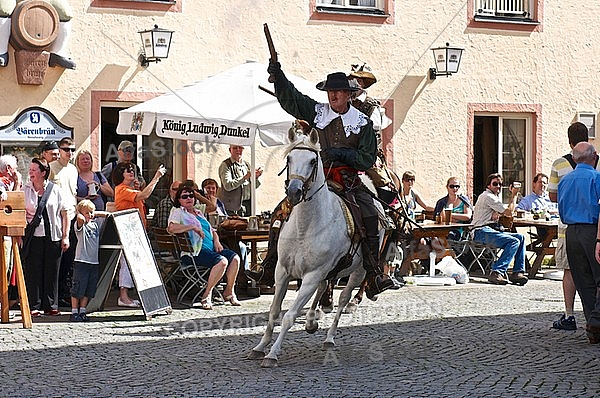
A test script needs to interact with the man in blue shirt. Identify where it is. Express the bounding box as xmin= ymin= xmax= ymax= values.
xmin=558 ymin=142 xmax=600 ymax=344
xmin=516 ymin=173 xmax=554 ymax=213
